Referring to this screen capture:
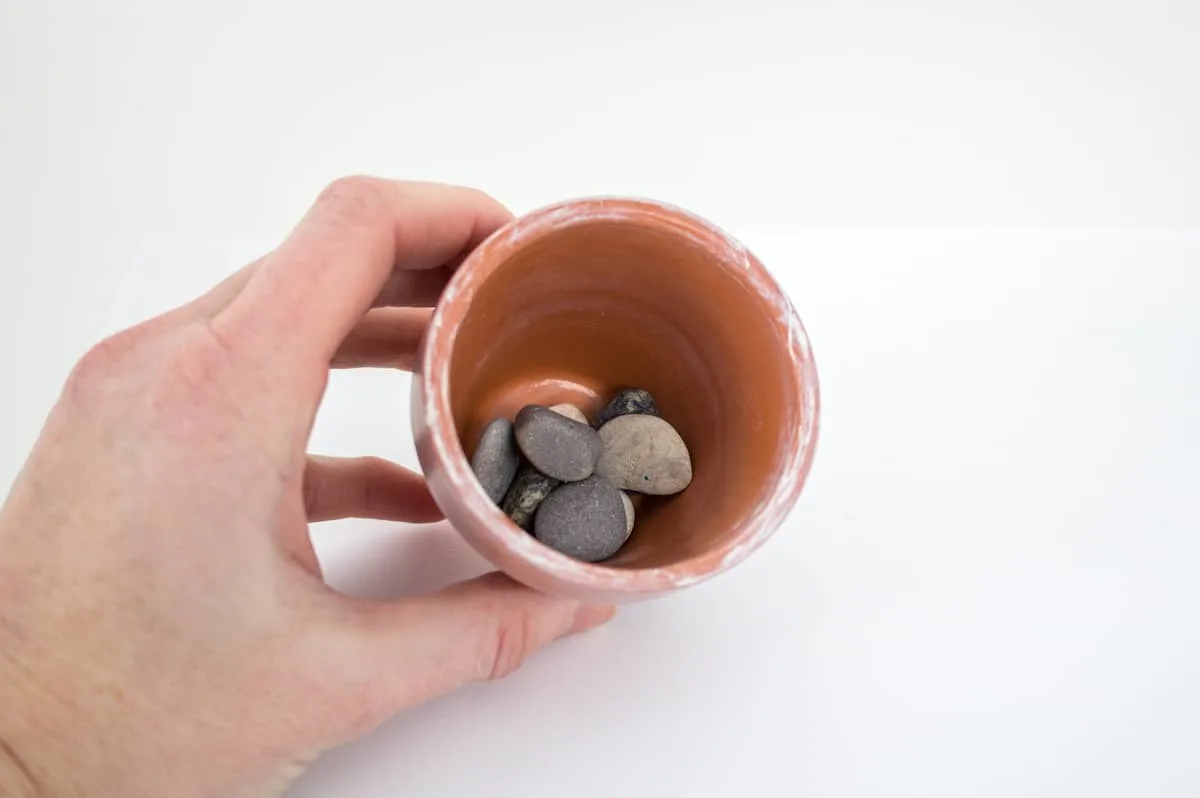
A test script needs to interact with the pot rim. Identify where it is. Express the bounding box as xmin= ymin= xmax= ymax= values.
xmin=417 ymin=196 xmax=821 ymax=597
